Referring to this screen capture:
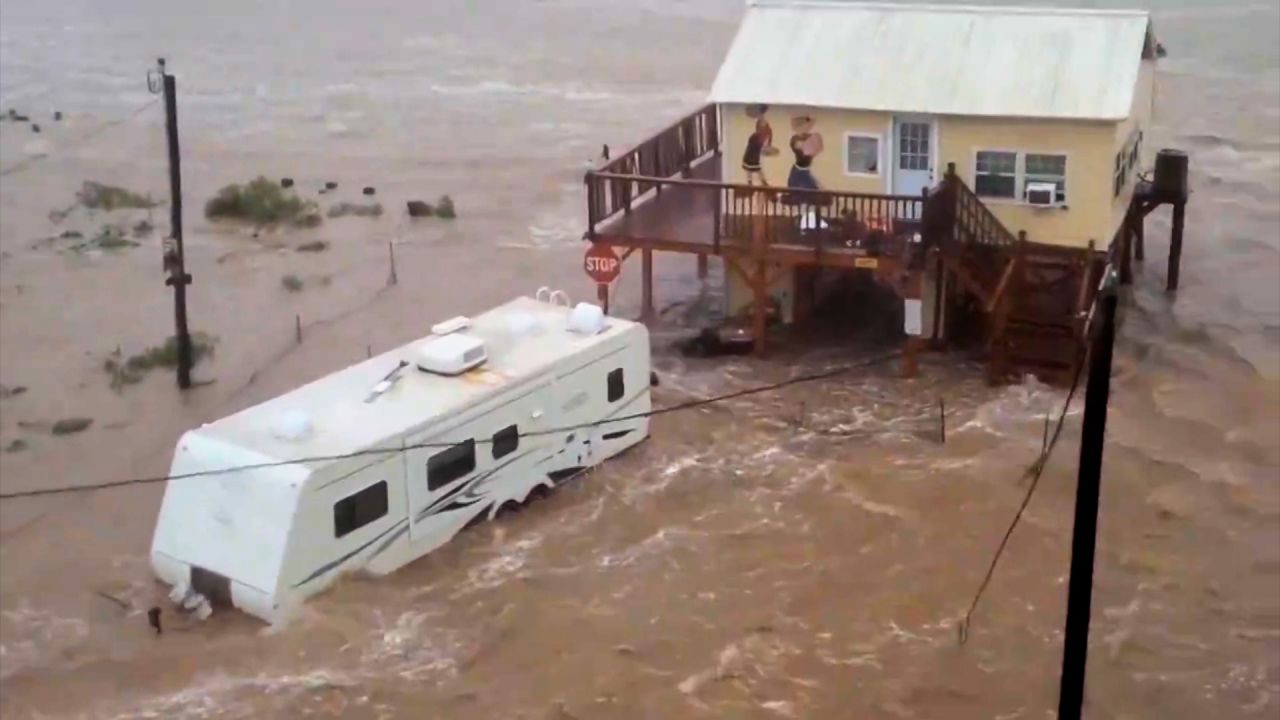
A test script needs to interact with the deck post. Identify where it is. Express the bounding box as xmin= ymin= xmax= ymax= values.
xmin=752 ymin=259 xmax=768 ymax=356
xmin=1167 ymin=200 xmax=1186 ymax=292
xmin=641 ymin=248 xmax=655 ymax=324
xmin=697 ymin=253 xmax=709 ymax=280
xmin=930 ymin=248 xmax=945 ymax=347
xmin=712 ymin=186 xmax=723 ymax=254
